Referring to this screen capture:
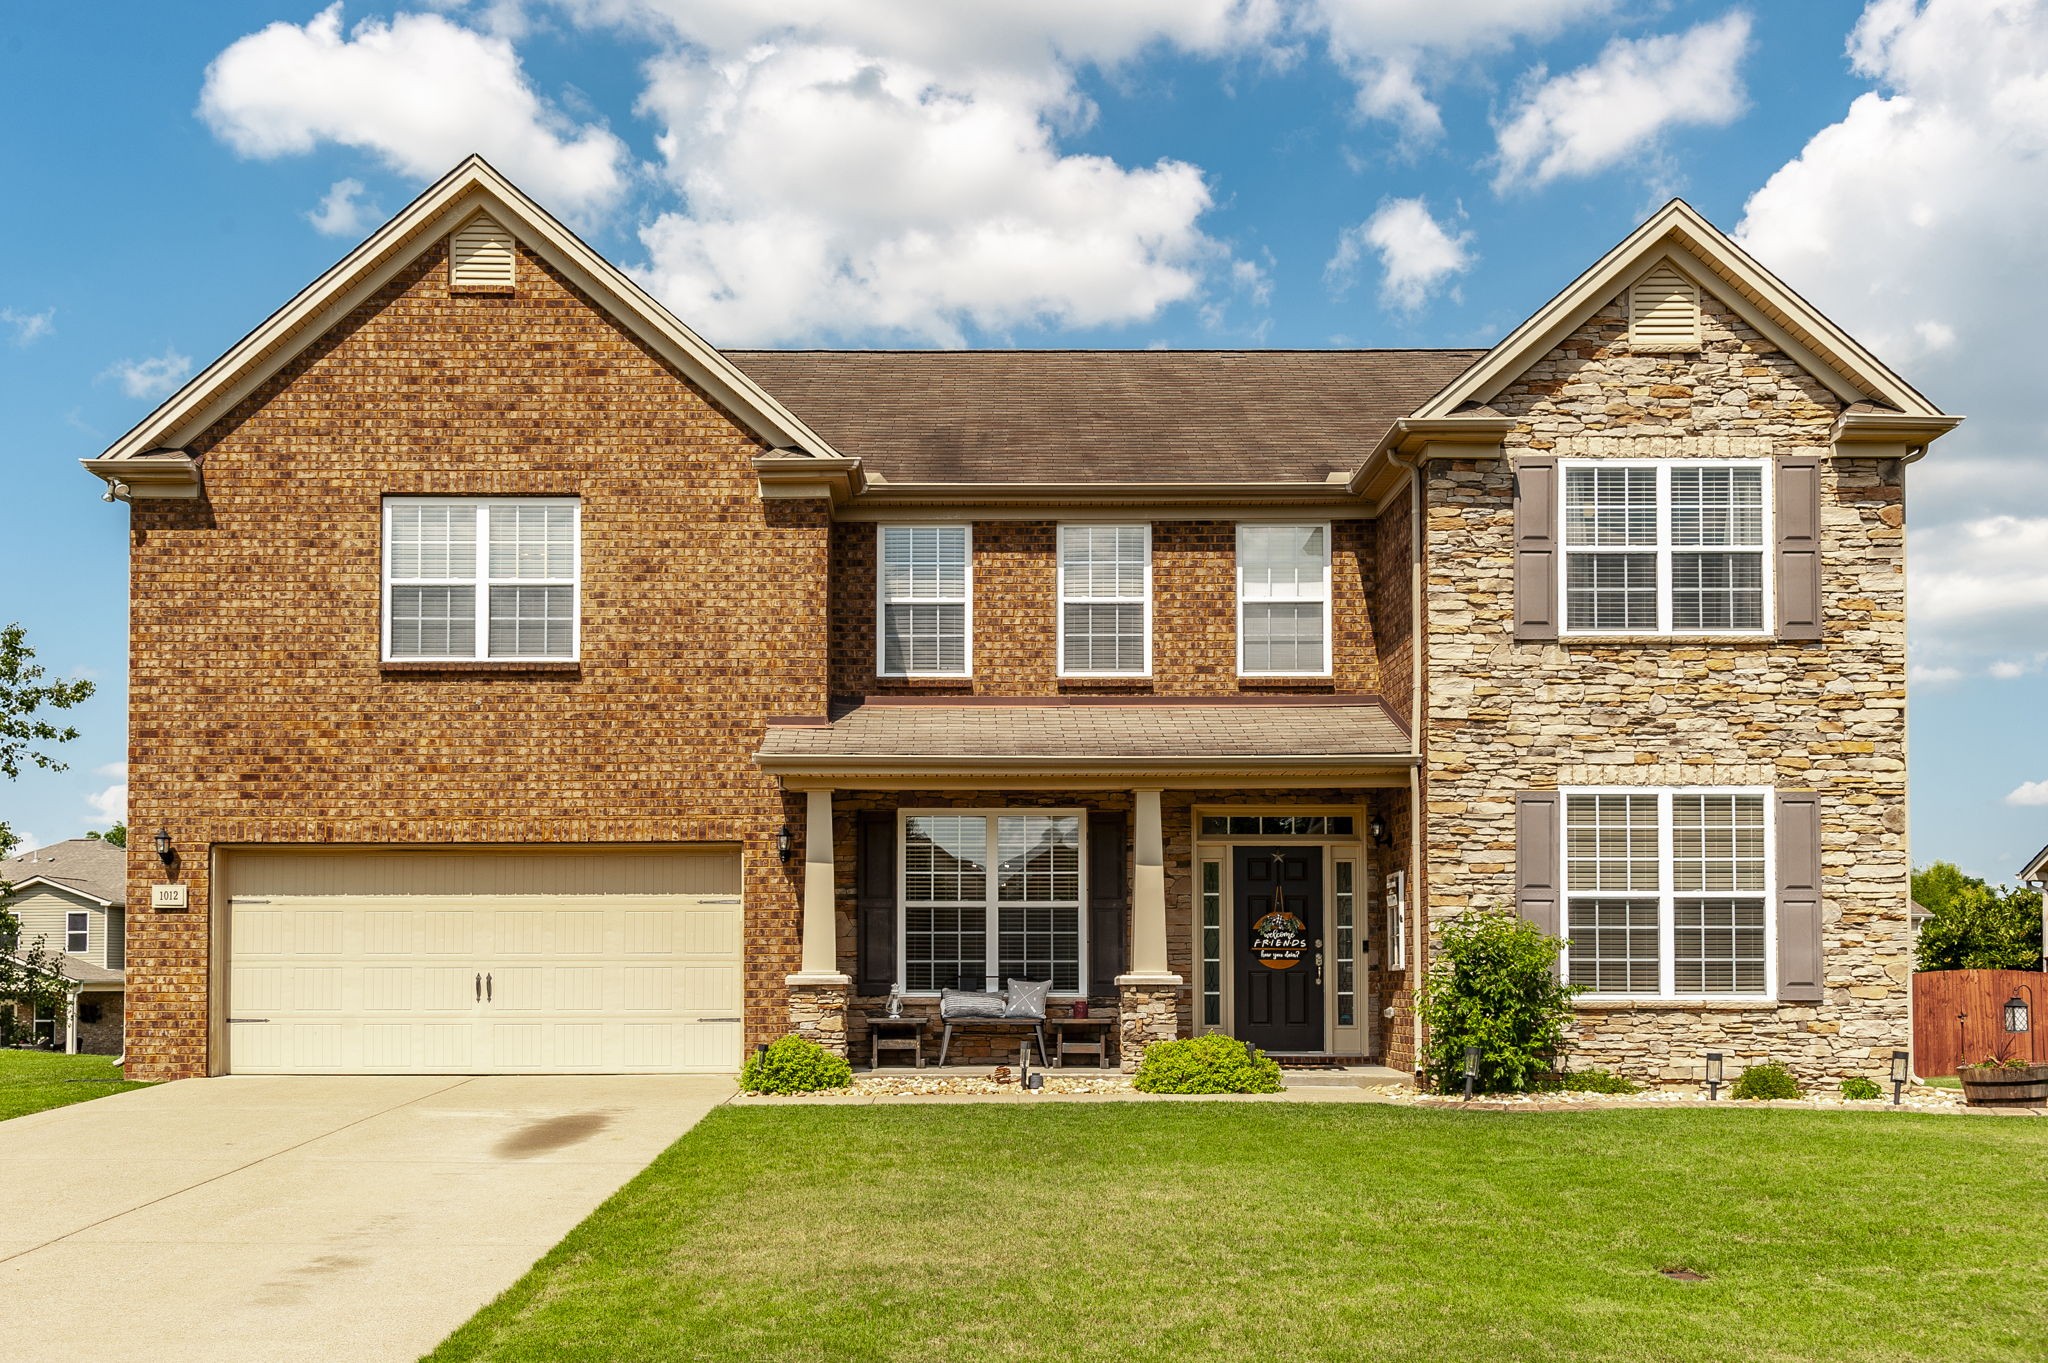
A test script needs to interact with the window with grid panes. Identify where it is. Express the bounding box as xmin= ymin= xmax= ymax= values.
xmin=1058 ymin=525 xmax=1149 ymax=674
xmin=901 ymin=813 xmax=1084 ymax=993
xmin=384 ymin=498 xmax=578 ymax=661
xmin=1564 ymin=789 xmax=1774 ymax=998
xmin=1238 ymin=524 xmax=1331 ymax=675
xmin=1562 ymin=462 xmax=1768 ymax=635
xmin=878 ymin=525 xmax=970 ymax=675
